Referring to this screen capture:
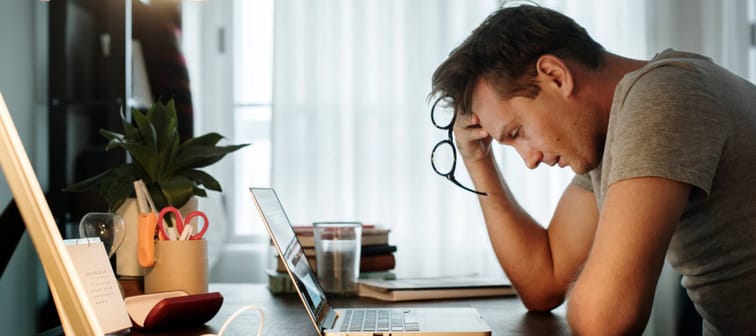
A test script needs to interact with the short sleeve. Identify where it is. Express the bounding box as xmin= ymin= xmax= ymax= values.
xmin=608 ymin=64 xmax=730 ymax=198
